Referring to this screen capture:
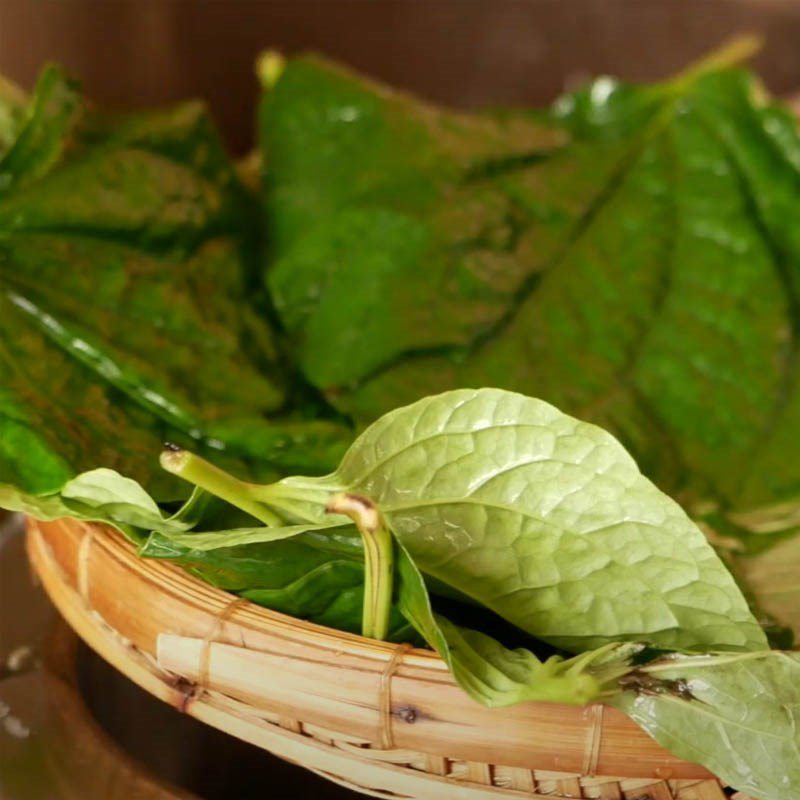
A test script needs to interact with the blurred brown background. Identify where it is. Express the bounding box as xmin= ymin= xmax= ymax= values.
xmin=3 ymin=0 xmax=800 ymax=153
